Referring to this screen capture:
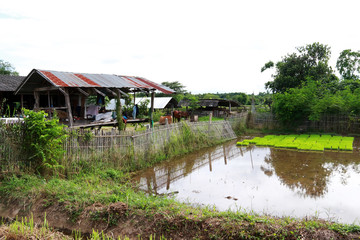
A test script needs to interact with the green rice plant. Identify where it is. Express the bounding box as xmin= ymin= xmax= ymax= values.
xmin=310 ymin=143 xmax=324 ymax=151
xmin=248 ymin=137 xmax=261 ymax=144
xmin=297 ymin=143 xmax=313 ymax=151
xmin=342 ymin=136 xmax=354 ymax=142
xmin=309 ymin=135 xmax=321 ymax=140
xmin=297 ymin=134 xmax=310 ymax=139
xmin=339 ymin=143 xmax=353 ymax=151
xmin=263 ymin=135 xmax=276 ymax=139
xmin=320 ymin=134 xmax=332 ymax=139
xmin=332 ymin=136 xmax=342 ymax=141
xmin=239 ymin=134 xmax=355 ymax=152
xmin=324 ymin=142 xmax=333 ymax=150
xmin=236 ymin=141 xmax=249 ymax=146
